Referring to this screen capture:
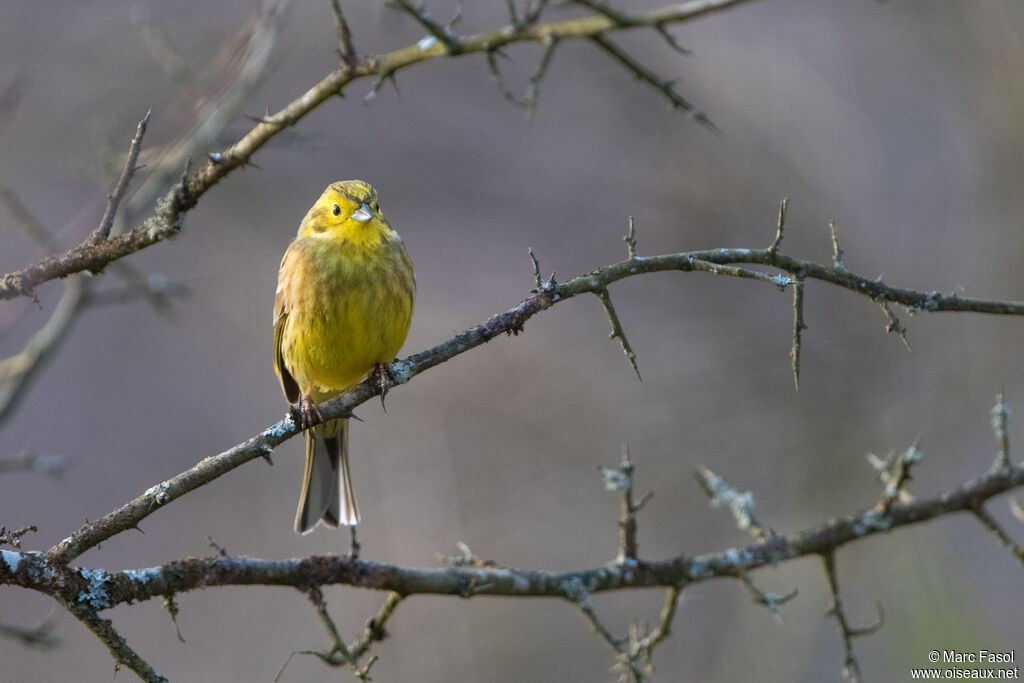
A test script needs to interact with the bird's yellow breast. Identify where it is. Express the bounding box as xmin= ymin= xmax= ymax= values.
xmin=277 ymin=230 xmax=414 ymax=402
